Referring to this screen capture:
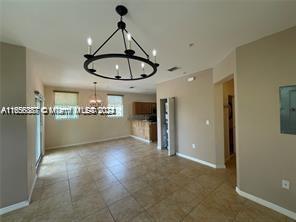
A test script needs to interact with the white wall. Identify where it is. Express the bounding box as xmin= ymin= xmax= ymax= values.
xmin=44 ymin=86 xmax=156 ymax=149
